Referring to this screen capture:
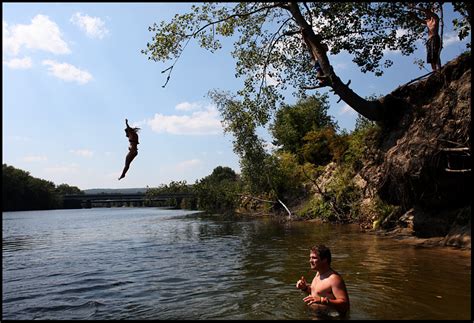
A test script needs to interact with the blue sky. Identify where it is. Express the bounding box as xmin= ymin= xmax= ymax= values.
xmin=3 ymin=3 xmax=469 ymax=190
